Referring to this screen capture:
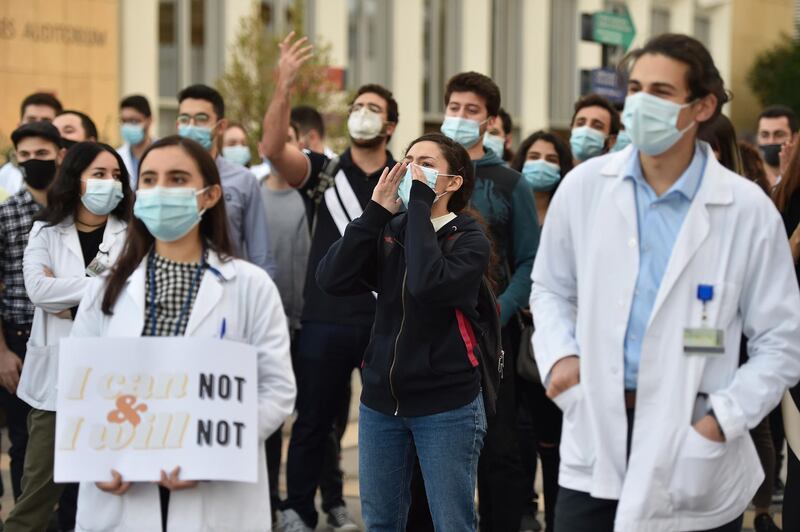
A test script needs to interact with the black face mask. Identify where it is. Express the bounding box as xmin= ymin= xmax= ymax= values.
xmin=20 ymin=159 xmax=57 ymax=190
xmin=759 ymin=143 xmax=782 ymax=168
xmin=61 ymin=138 xmax=78 ymax=150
